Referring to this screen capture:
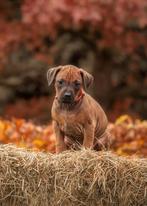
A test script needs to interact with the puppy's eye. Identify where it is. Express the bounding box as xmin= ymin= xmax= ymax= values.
xmin=57 ymin=79 xmax=64 ymax=86
xmin=74 ymin=81 xmax=81 ymax=89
